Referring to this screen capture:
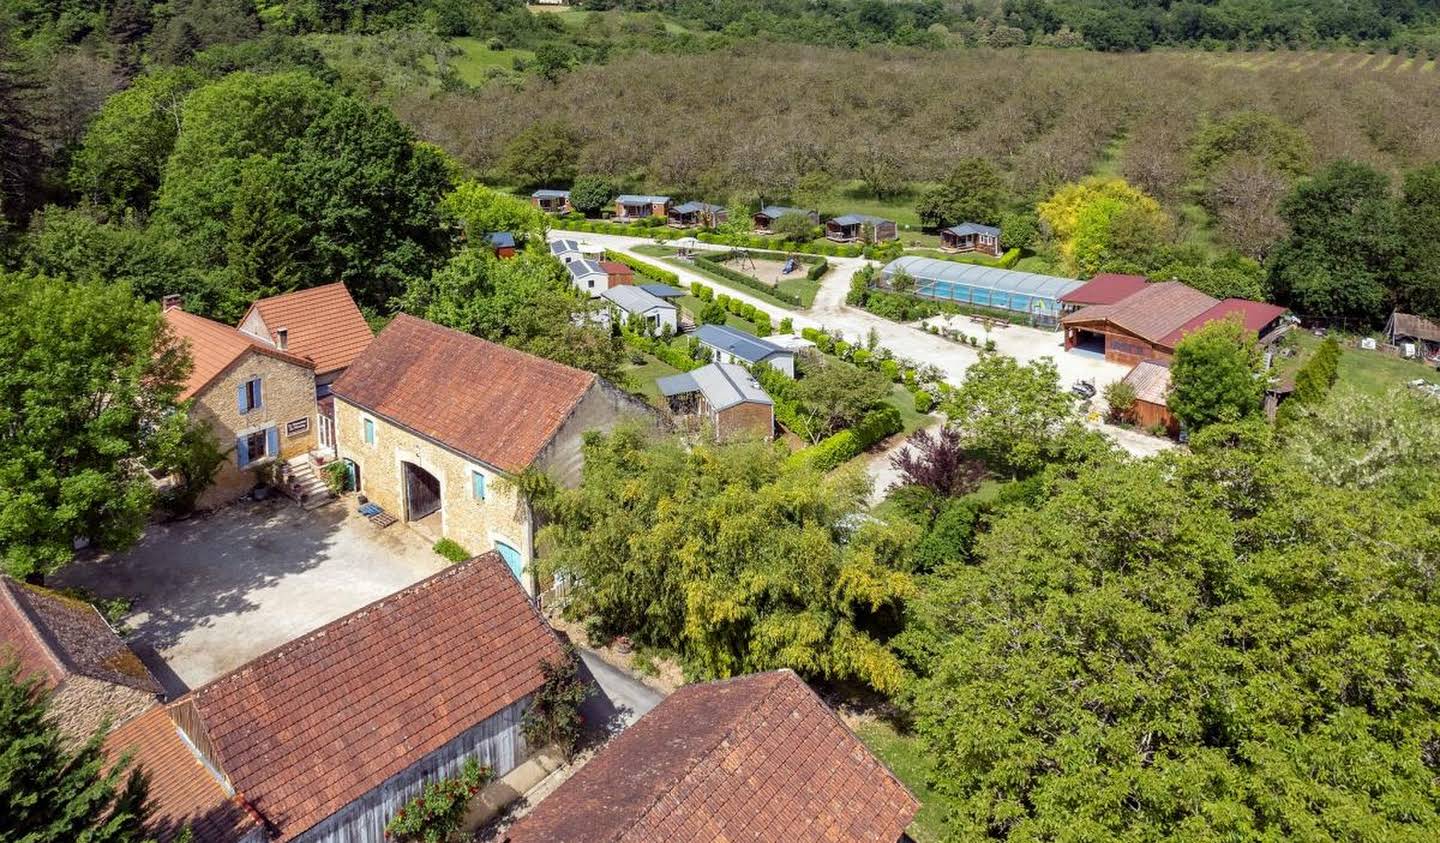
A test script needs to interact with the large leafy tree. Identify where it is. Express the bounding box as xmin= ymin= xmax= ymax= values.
xmin=1037 ymin=177 xmax=1172 ymax=275
xmin=399 ymin=248 xmax=625 ymax=383
xmin=915 ymin=158 xmax=1006 ymax=229
xmin=567 ymin=174 xmax=615 ymax=217
xmin=0 ymin=273 xmax=189 ymax=580
xmin=901 ymin=420 xmax=1440 ymax=839
xmin=498 ymin=120 xmax=579 ymax=191
xmin=942 ymin=355 xmax=1076 ymax=479
xmin=0 ymin=661 xmax=154 ymax=842
xmin=537 ymin=430 xmax=916 ymax=694
xmin=151 ymin=71 xmax=453 ymax=319
xmin=1396 ymin=162 xmax=1440 ymax=318
xmin=1191 ymin=110 xmax=1311 ymax=179
xmin=1267 ymin=161 xmax=1400 ymax=323
xmin=1167 ymin=315 xmax=1264 ymax=430
xmin=441 ymin=179 xmax=548 ymax=246
xmin=791 ymin=353 xmax=891 ymax=438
